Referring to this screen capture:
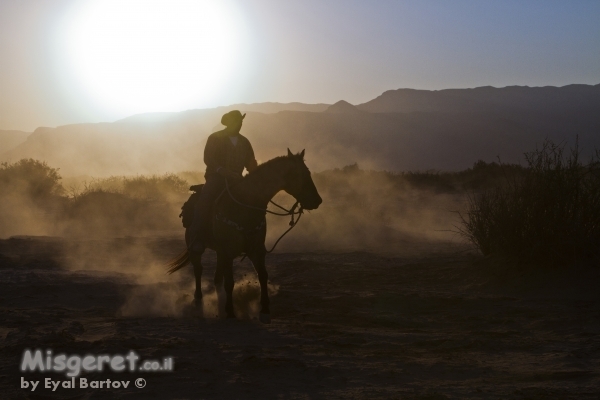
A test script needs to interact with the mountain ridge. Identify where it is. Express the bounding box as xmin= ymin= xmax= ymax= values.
xmin=357 ymin=83 xmax=600 ymax=113
xmin=325 ymin=100 xmax=363 ymax=114
xmin=2 ymin=84 xmax=599 ymax=175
